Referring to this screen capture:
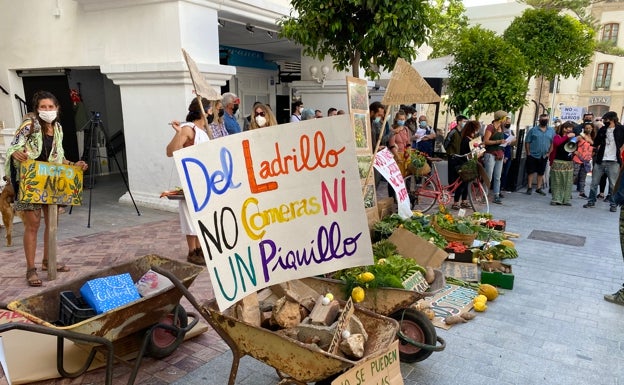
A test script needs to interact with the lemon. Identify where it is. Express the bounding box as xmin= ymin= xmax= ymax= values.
xmin=357 ymin=272 xmax=375 ymax=283
xmin=473 ymin=301 xmax=487 ymax=312
xmin=325 ymin=293 xmax=334 ymax=301
xmin=351 ymin=286 xmax=365 ymax=303
xmin=474 ymin=295 xmax=488 ymax=303
xmin=377 ymin=258 xmax=387 ymax=265
xmin=500 ymin=240 xmax=515 ymax=248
